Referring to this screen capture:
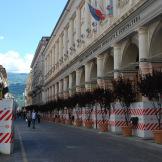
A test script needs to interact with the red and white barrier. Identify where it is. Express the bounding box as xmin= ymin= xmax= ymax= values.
xmin=43 ymin=101 xmax=161 ymax=139
xmin=109 ymin=102 xmax=125 ymax=134
xmin=109 ymin=102 xmax=162 ymax=138
xmin=131 ymin=102 xmax=162 ymax=139
xmin=0 ymin=99 xmax=14 ymax=154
